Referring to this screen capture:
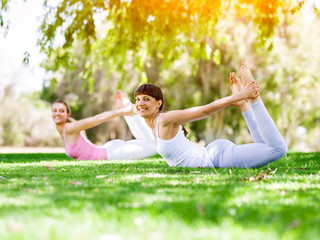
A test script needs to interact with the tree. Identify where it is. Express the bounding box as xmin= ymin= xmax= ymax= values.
xmin=38 ymin=0 xmax=303 ymax=145
xmin=38 ymin=0 xmax=295 ymax=88
xmin=5 ymin=0 xmax=320 ymax=151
